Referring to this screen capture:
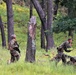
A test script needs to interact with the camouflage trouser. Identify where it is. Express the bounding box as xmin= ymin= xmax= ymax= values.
xmin=67 ymin=56 xmax=76 ymax=65
xmin=10 ymin=50 xmax=20 ymax=62
xmin=51 ymin=52 xmax=71 ymax=64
